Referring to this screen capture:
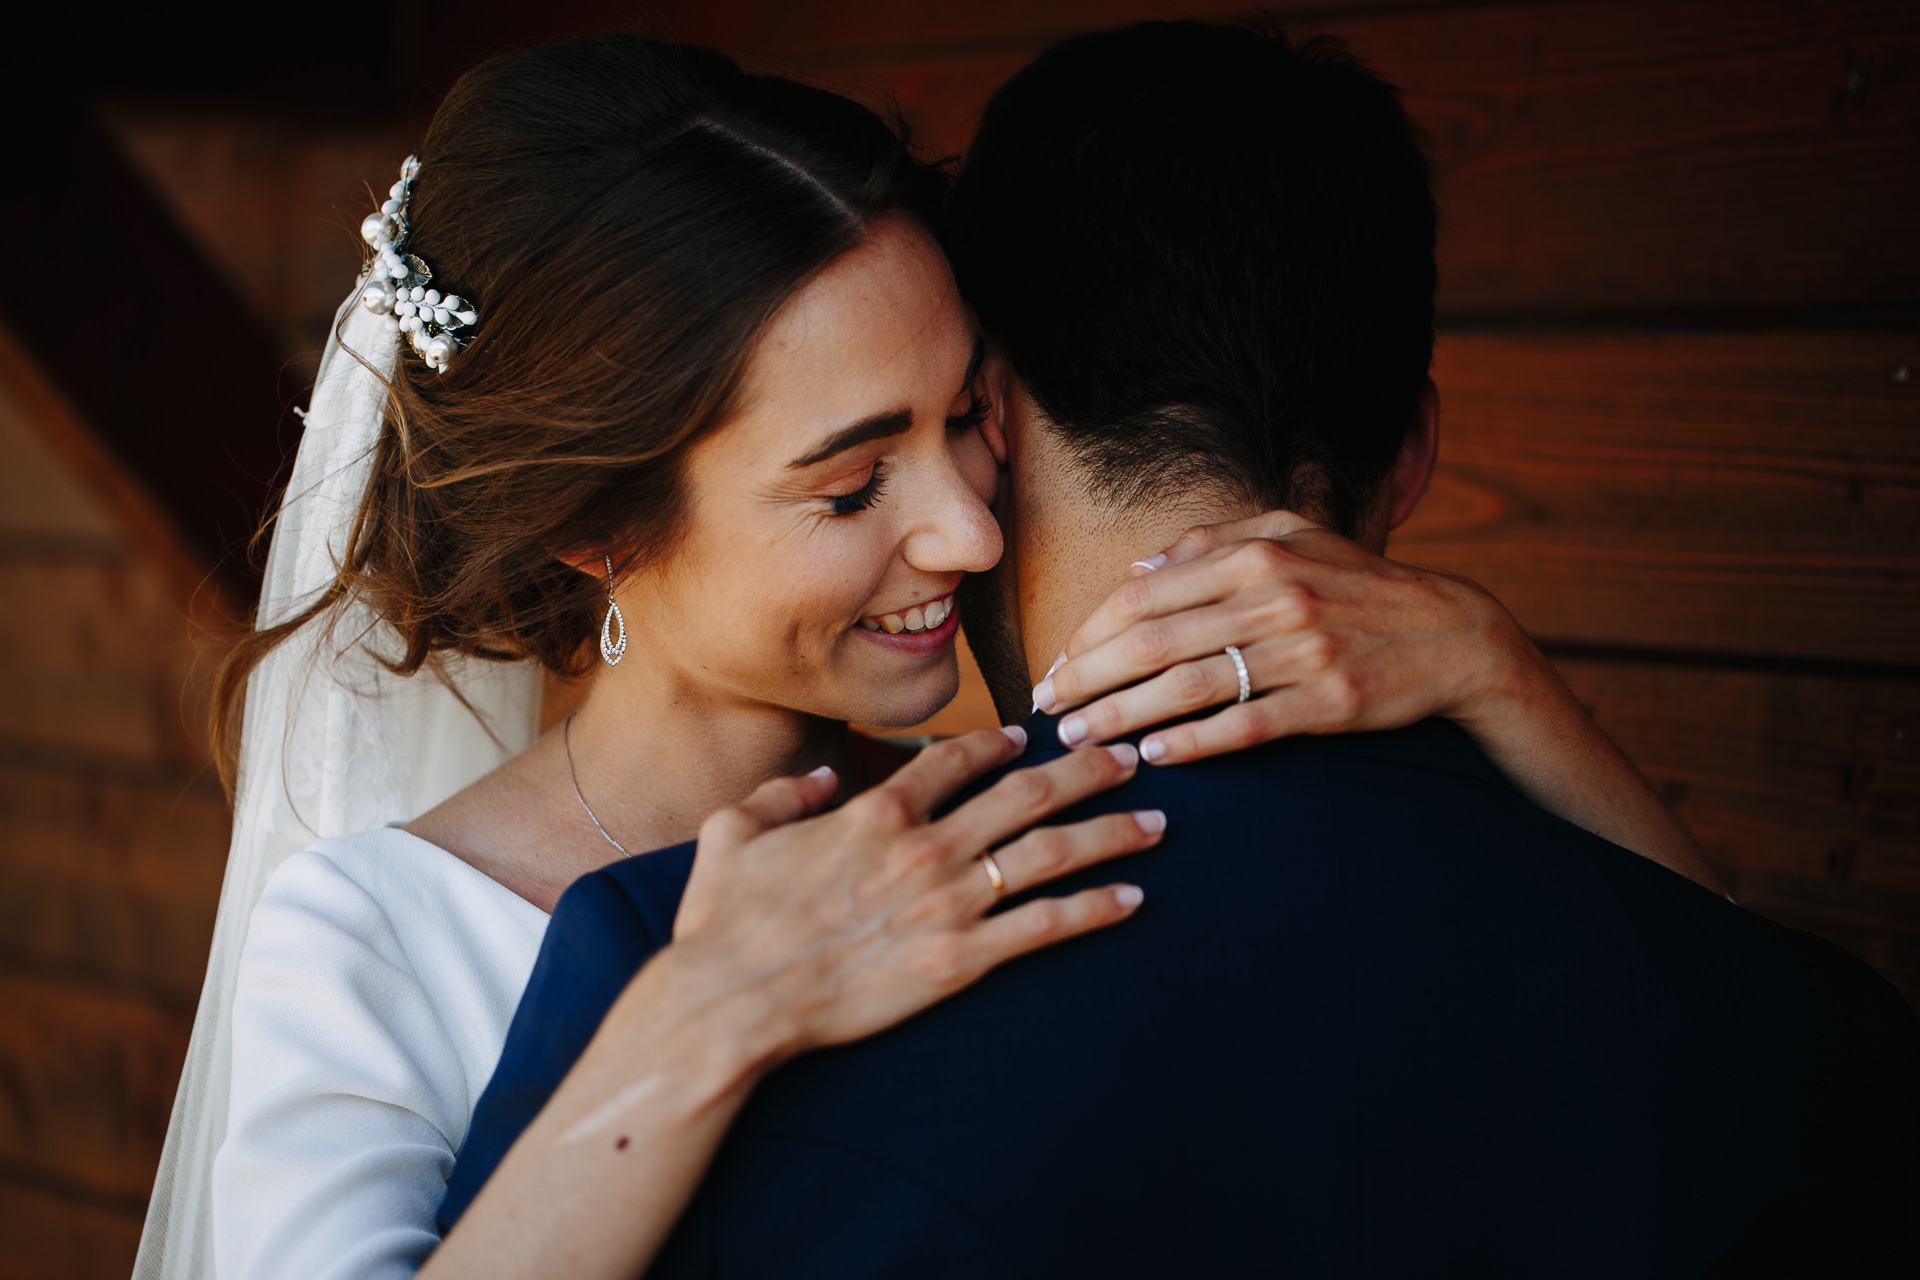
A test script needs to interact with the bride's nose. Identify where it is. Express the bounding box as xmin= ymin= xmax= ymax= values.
xmin=900 ymin=452 xmax=1003 ymax=574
